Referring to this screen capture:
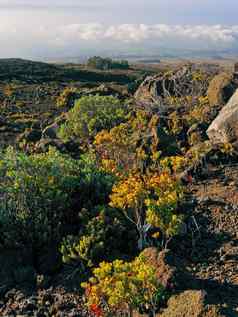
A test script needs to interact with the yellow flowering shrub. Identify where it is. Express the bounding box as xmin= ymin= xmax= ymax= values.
xmin=81 ymin=254 xmax=166 ymax=316
xmin=94 ymin=111 xmax=170 ymax=176
xmin=168 ymin=111 xmax=184 ymax=135
xmin=94 ymin=123 xmax=134 ymax=175
xmin=160 ymin=156 xmax=188 ymax=174
xmin=220 ymin=142 xmax=235 ymax=156
xmin=110 ymin=172 xmax=184 ymax=249
xmin=185 ymin=95 xmax=211 ymax=125
xmin=60 ymin=207 xmax=137 ymax=273
xmin=145 ymin=173 xmax=183 ymax=244
xmin=56 ymin=86 xmax=77 ymax=108
xmin=192 ymin=71 xmax=206 ymax=82
xmin=109 ymin=174 xmax=148 ymax=211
